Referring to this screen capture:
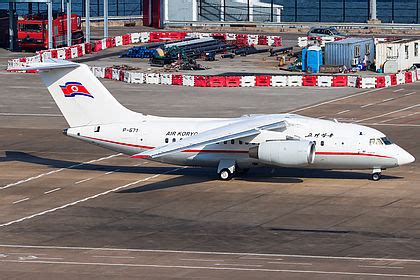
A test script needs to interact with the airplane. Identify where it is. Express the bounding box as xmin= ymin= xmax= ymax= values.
xmin=14 ymin=59 xmax=415 ymax=181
